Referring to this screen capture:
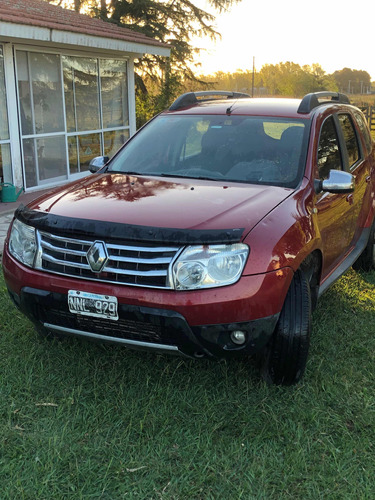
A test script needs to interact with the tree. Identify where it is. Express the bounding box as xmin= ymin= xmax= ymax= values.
xmin=47 ymin=1 xmax=241 ymax=96
xmin=333 ymin=68 xmax=371 ymax=94
xmin=259 ymin=62 xmax=337 ymax=97
xmin=47 ymin=0 xmax=242 ymax=124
